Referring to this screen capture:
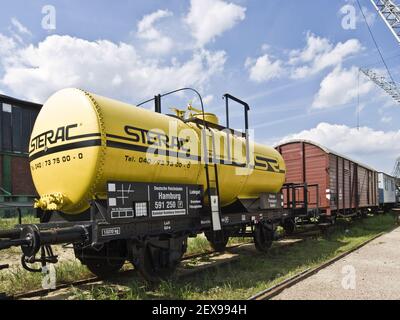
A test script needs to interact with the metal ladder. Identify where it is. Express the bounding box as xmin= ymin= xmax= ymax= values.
xmin=202 ymin=93 xmax=250 ymax=231
xmin=203 ymin=128 xmax=222 ymax=231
